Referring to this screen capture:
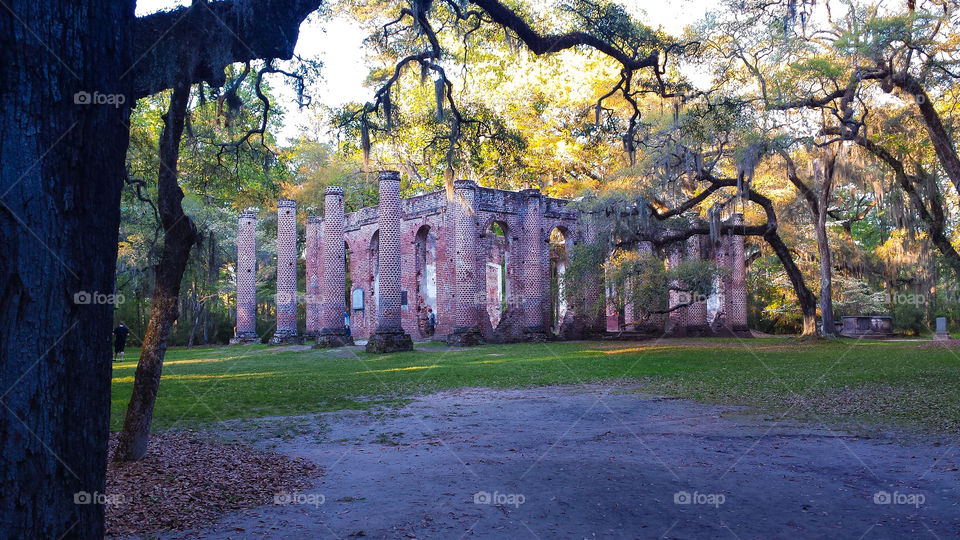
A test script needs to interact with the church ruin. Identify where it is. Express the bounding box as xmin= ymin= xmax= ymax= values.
xmin=231 ymin=171 xmax=749 ymax=351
